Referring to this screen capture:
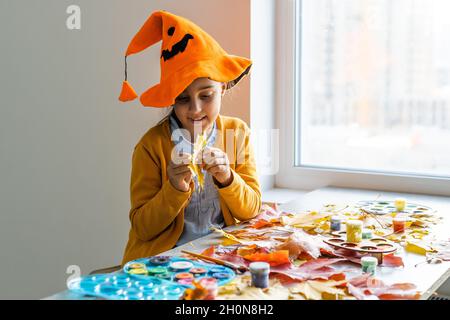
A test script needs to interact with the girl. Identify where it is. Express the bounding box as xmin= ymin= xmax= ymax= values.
xmin=118 ymin=10 xmax=261 ymax=265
